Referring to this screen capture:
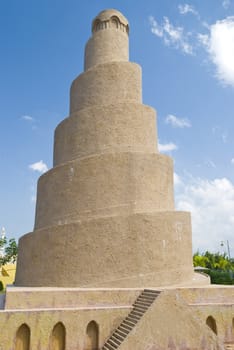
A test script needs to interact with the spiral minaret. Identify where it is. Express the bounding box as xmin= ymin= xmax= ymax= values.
xmin=15 ymin=9 xmax=195 ymax=287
